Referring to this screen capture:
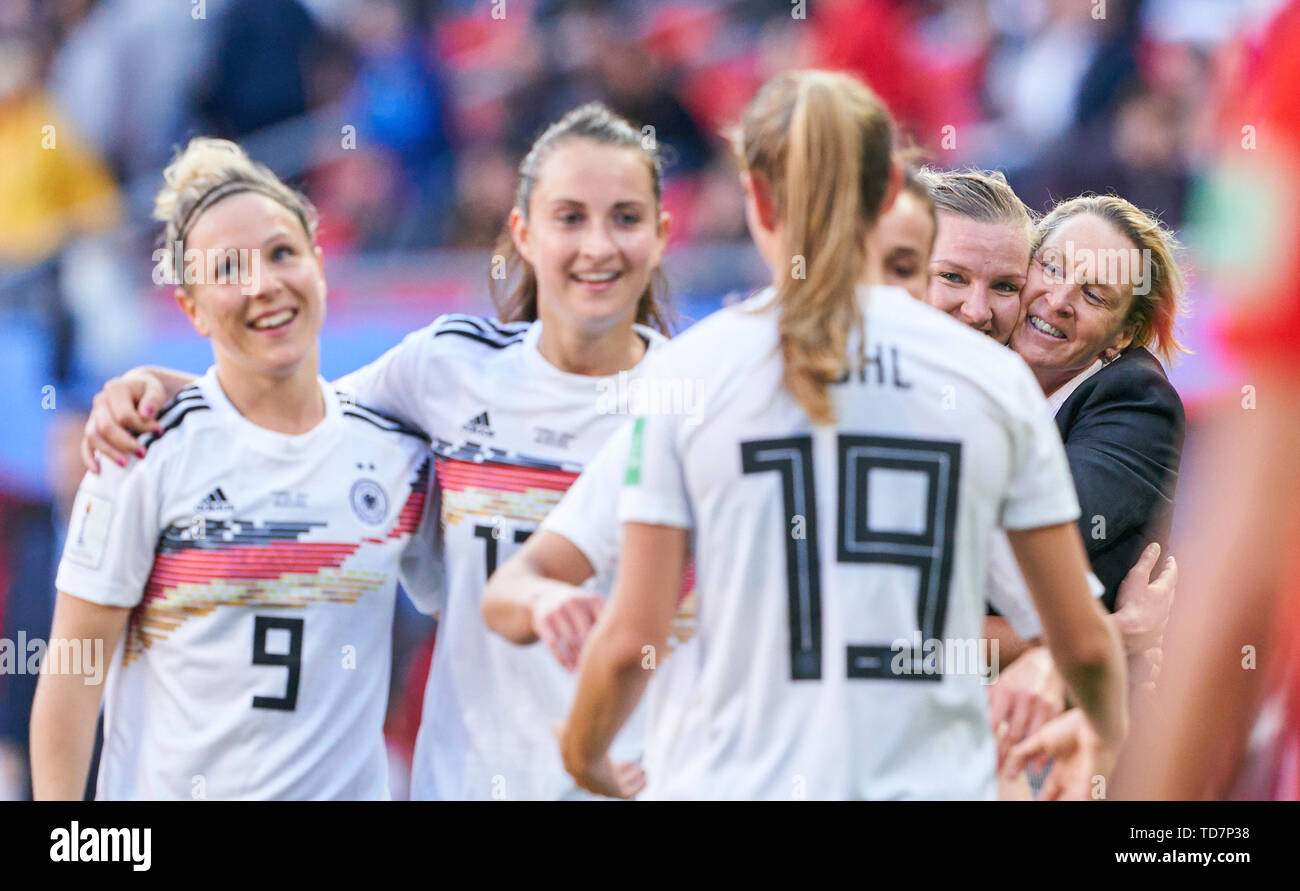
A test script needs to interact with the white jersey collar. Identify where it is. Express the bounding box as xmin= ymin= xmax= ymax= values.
xmin=521 ymin=318 xmax=666 ymax=383
xmin=199 ymin=365 xmax=342 ymax=455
